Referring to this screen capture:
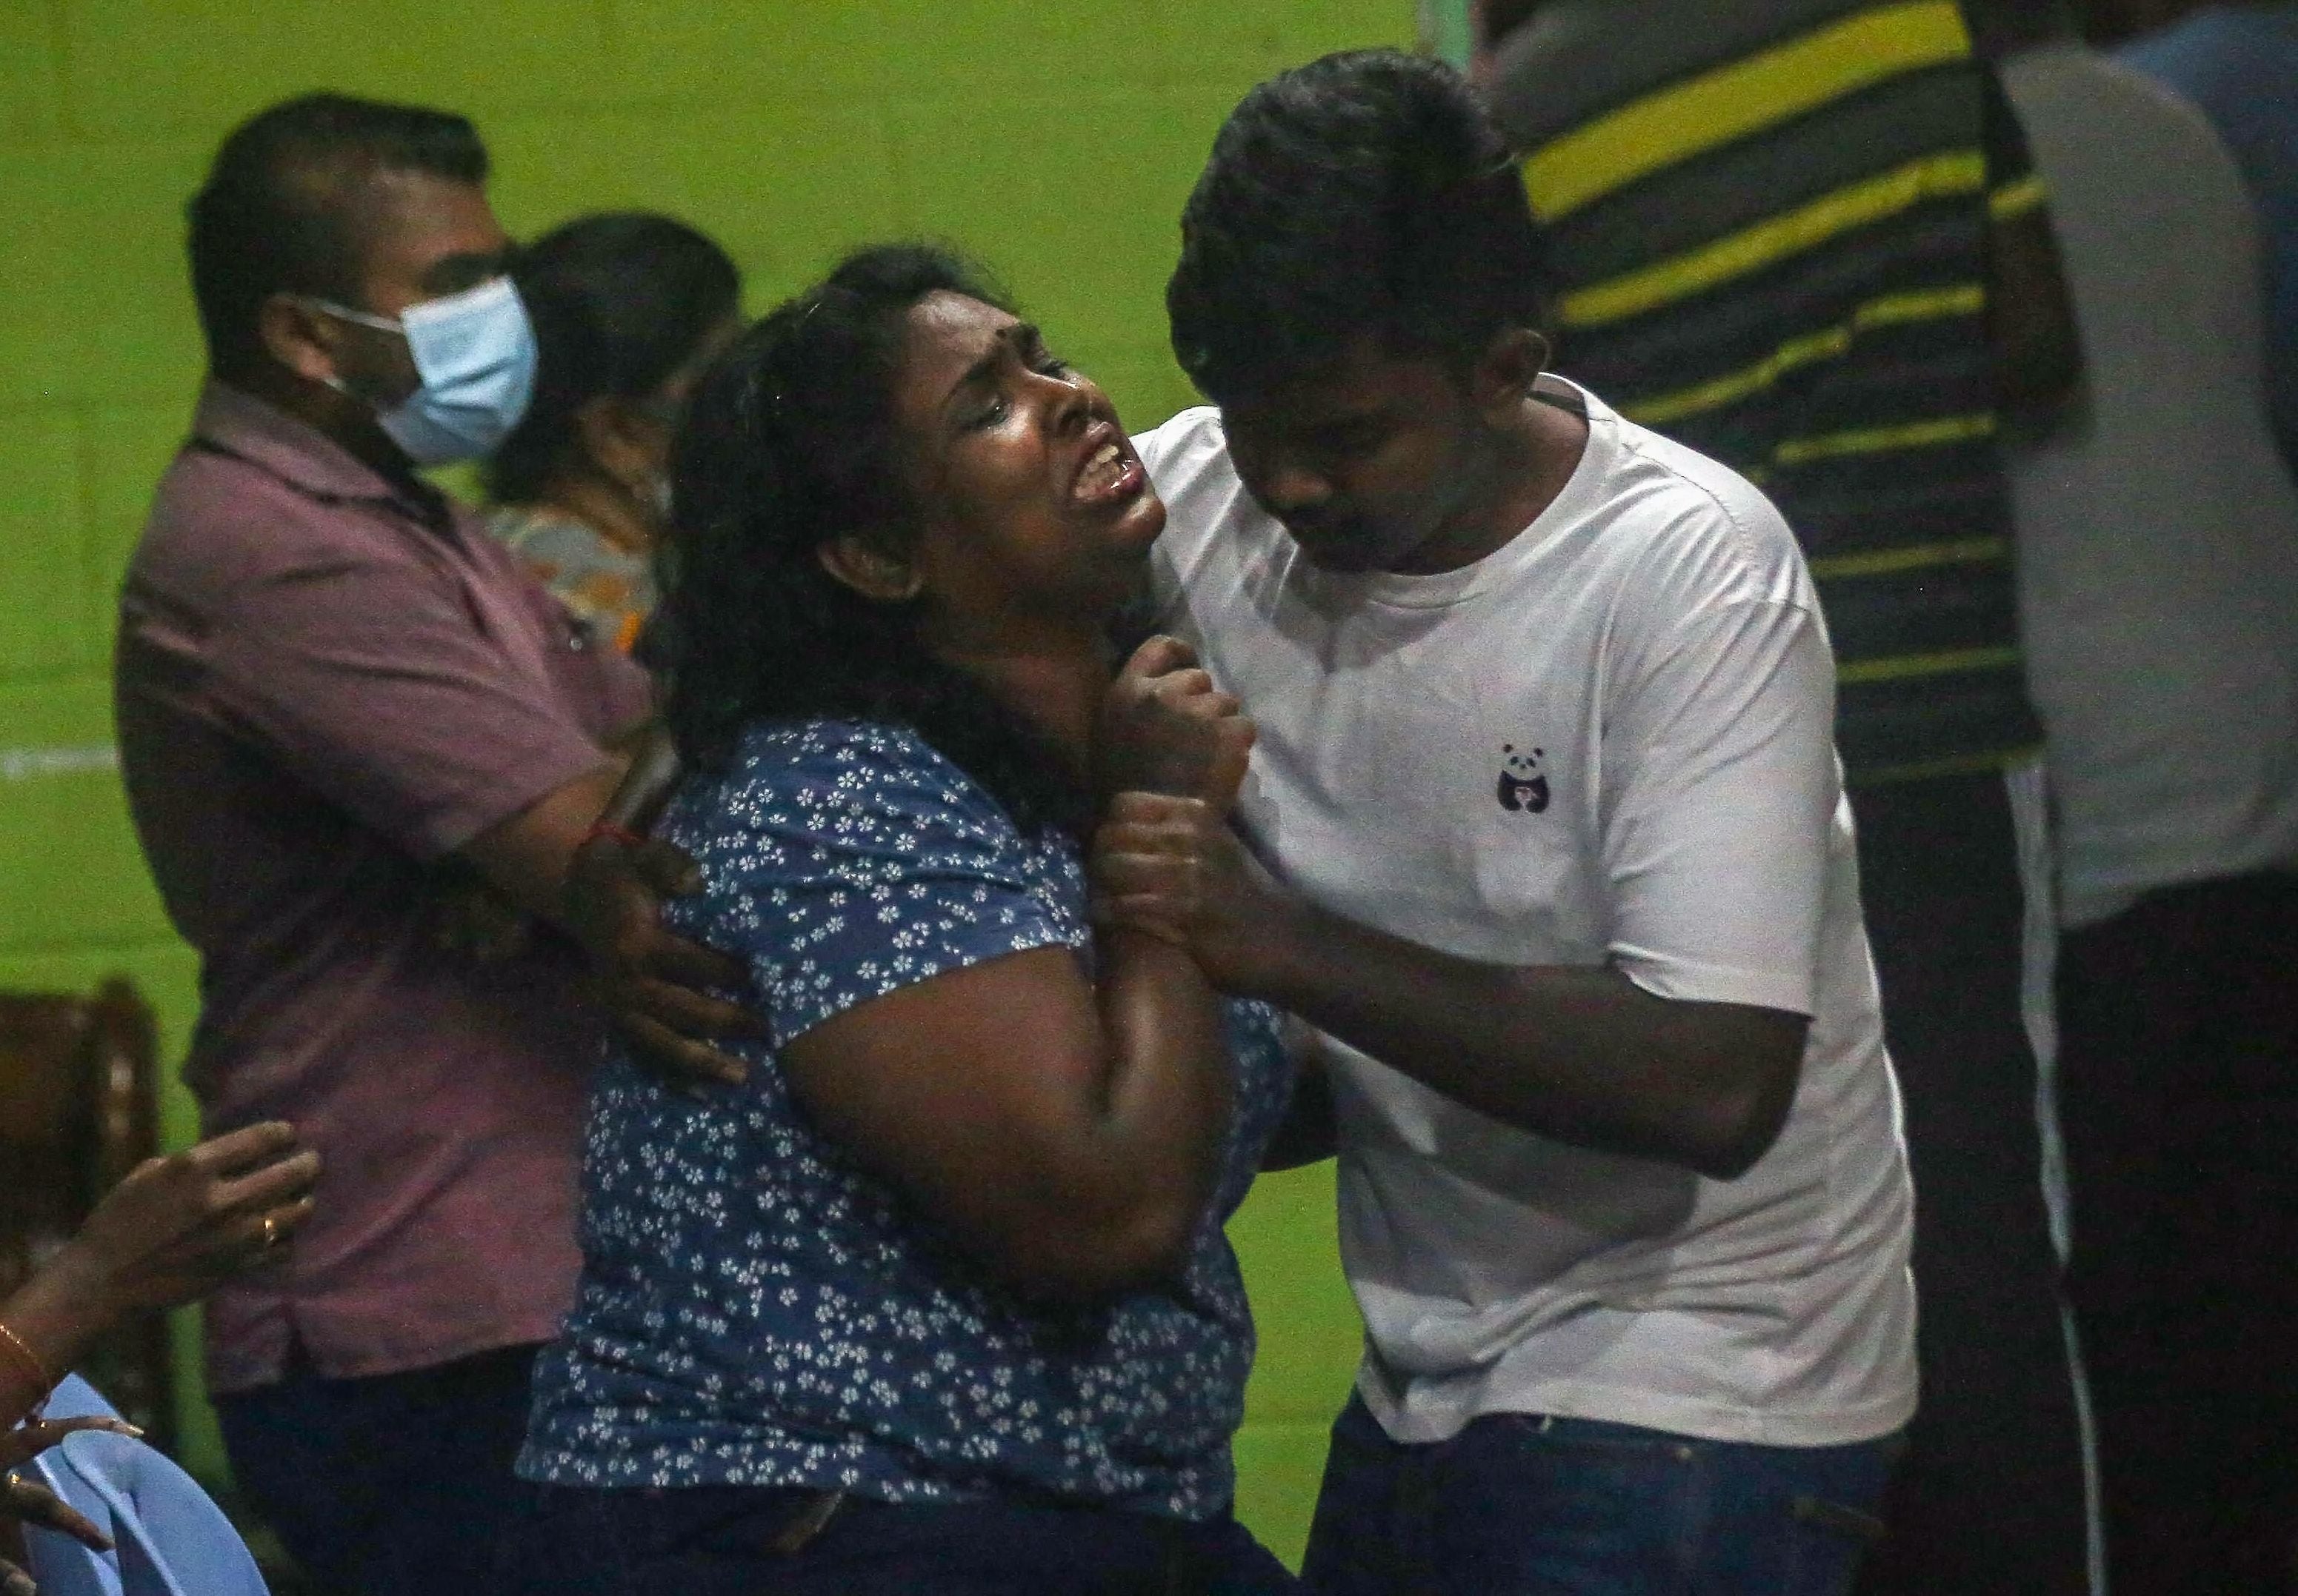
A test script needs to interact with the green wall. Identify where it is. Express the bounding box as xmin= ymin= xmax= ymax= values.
xmin=0 ymin=0 xmax=1402 ymax=1563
